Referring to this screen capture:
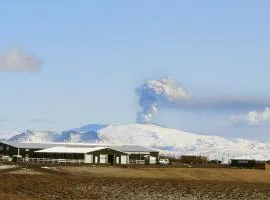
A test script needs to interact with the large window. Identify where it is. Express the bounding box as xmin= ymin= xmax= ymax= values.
xmin=6 ymin=146 xmax=9 ymax=151
xmin=100 ymin=154 xmax=107 ymax=164
xmin=0 ymin=146 xmax=3 ymax=151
